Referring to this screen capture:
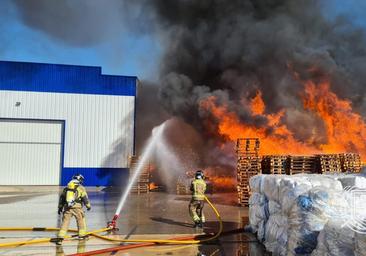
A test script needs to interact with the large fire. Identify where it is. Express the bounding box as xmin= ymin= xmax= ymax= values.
xmin=199 ymin=80 xmax=366 ymax=160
